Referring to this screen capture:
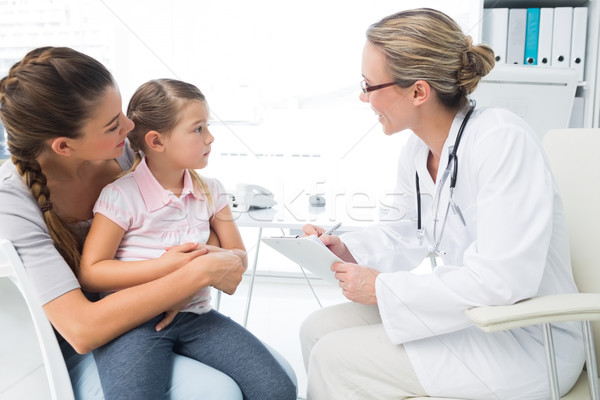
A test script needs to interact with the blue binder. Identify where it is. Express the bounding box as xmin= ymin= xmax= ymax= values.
xmin=524 ymin=8 xmax=540 ymax=65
